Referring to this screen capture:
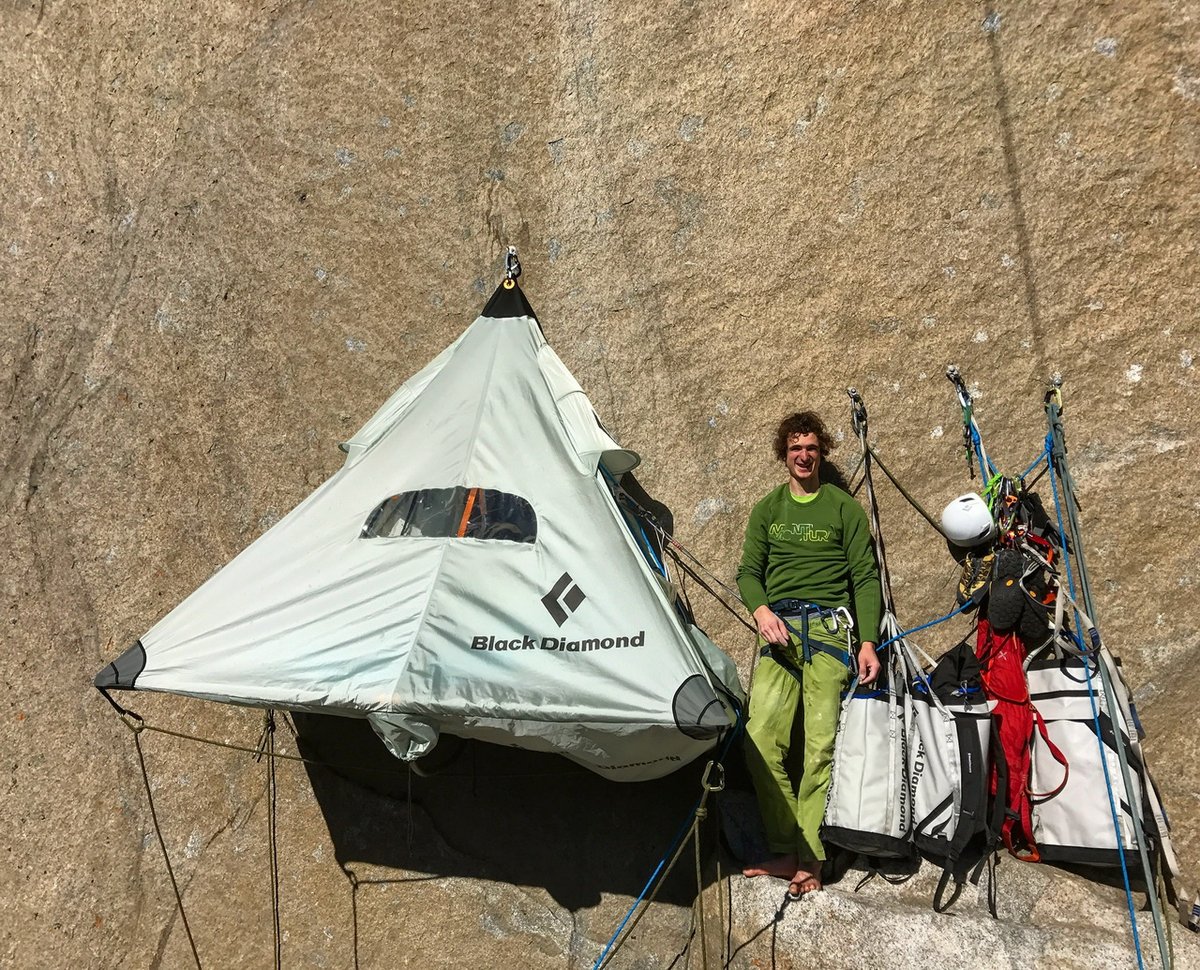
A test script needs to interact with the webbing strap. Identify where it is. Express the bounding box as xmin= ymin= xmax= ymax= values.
xmin=932 ymin=715 xmax=989 ymax=914
xmin=760 ymin=644 xmax=804 ymax=688
xmin=771 ymin=602 xmax=854 ymax=668
xmin=1028 ymin=707 xmax=1070 ymax=801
